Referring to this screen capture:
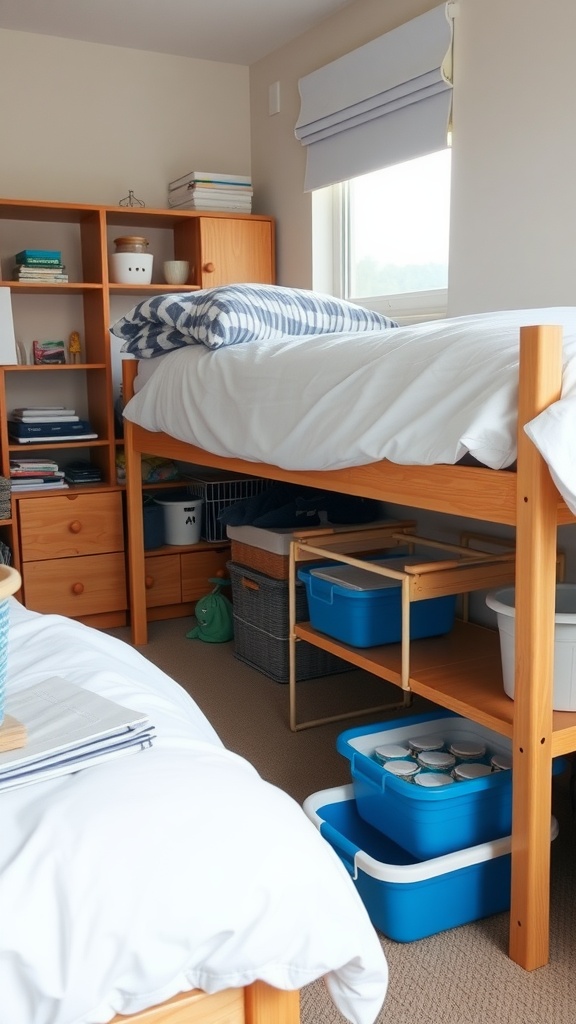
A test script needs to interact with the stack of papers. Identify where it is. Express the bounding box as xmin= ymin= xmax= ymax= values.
xmin=1 ymin=677 xmax=155 ymax=791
